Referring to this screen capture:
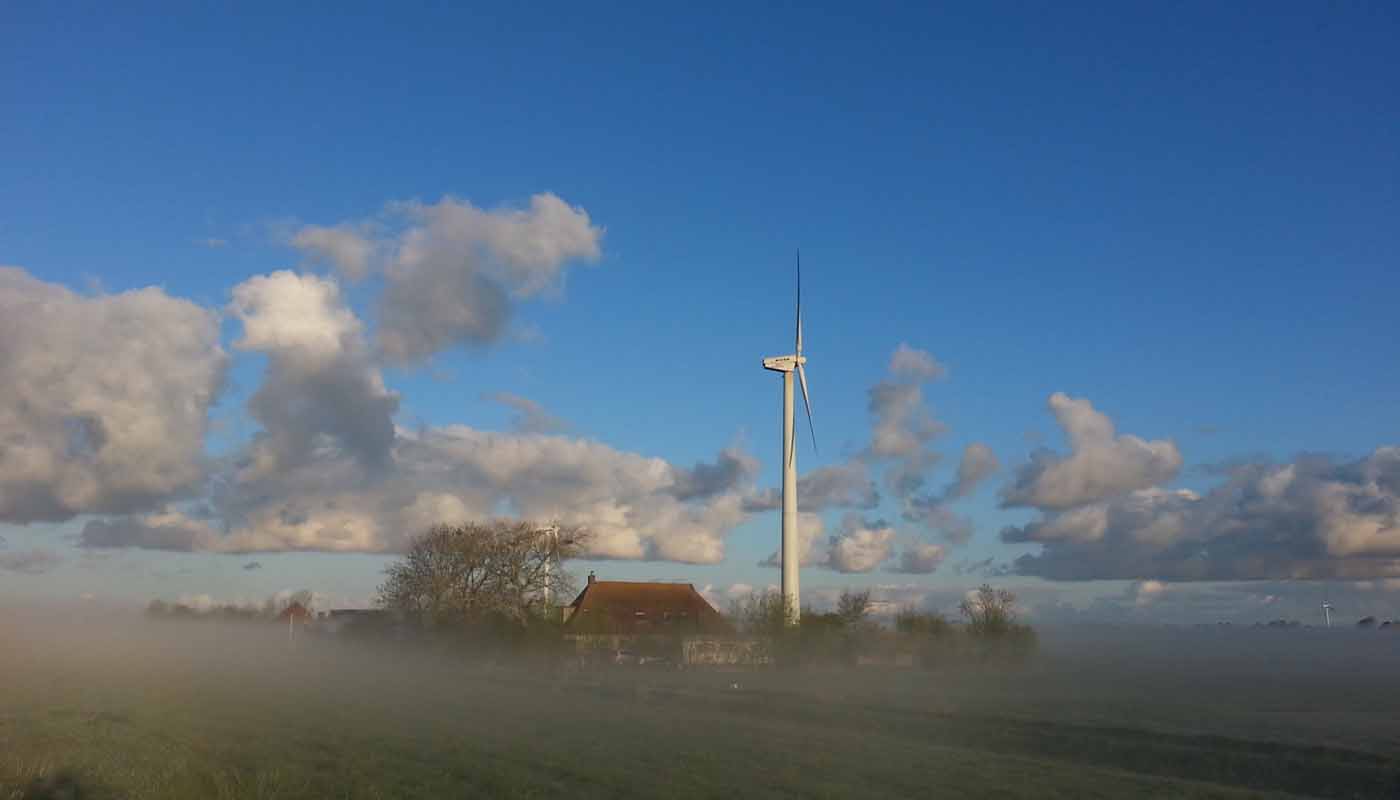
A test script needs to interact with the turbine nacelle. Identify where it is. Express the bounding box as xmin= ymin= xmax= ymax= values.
xmin=762 ymin=354 xmax=805 ymax=372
